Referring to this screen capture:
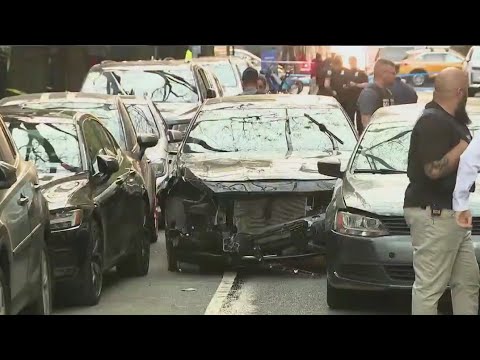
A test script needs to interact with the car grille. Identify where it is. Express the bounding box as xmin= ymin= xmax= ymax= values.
xmin=234 ymin=196 xmax=307 ymax=234
xmin=380 ymin=216 xmax=480 ymax=236
xmin=384 ymin=265 xmax=415 ymax=282
xmin=379 ymin=216 xmax=410 ymax=235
